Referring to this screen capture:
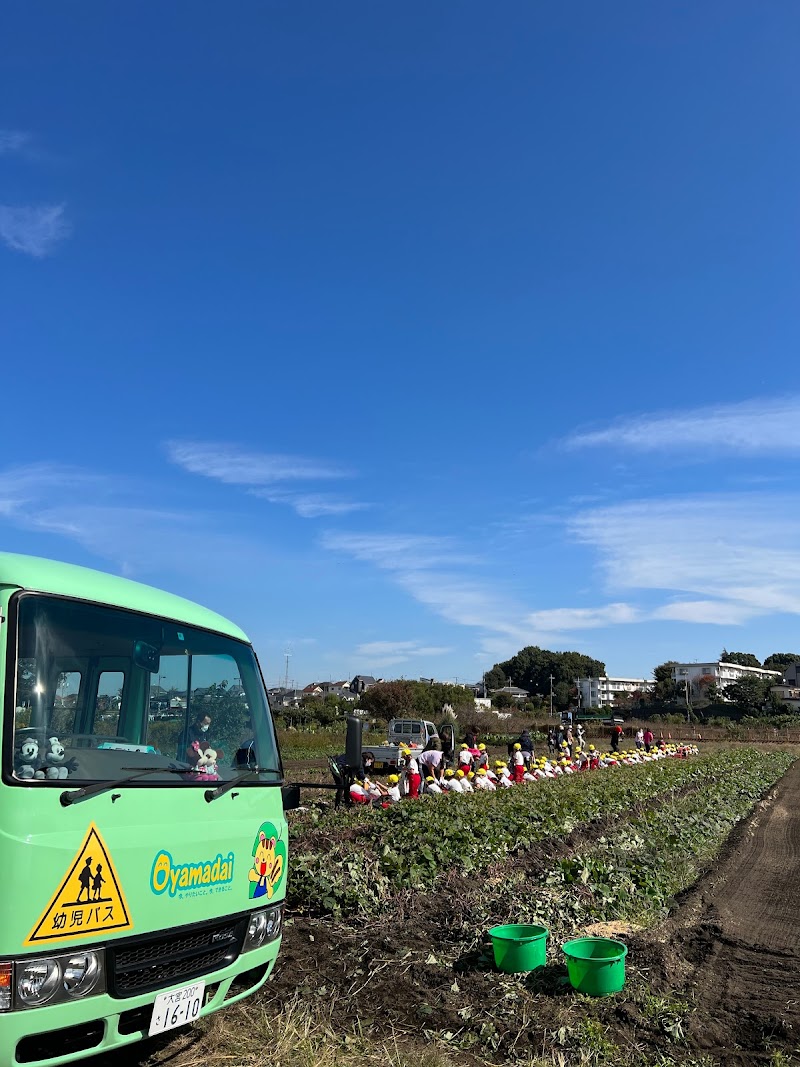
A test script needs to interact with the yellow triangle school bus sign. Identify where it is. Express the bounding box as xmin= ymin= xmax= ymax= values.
xmin=25 ymin=822 xmax=133 ymax=945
